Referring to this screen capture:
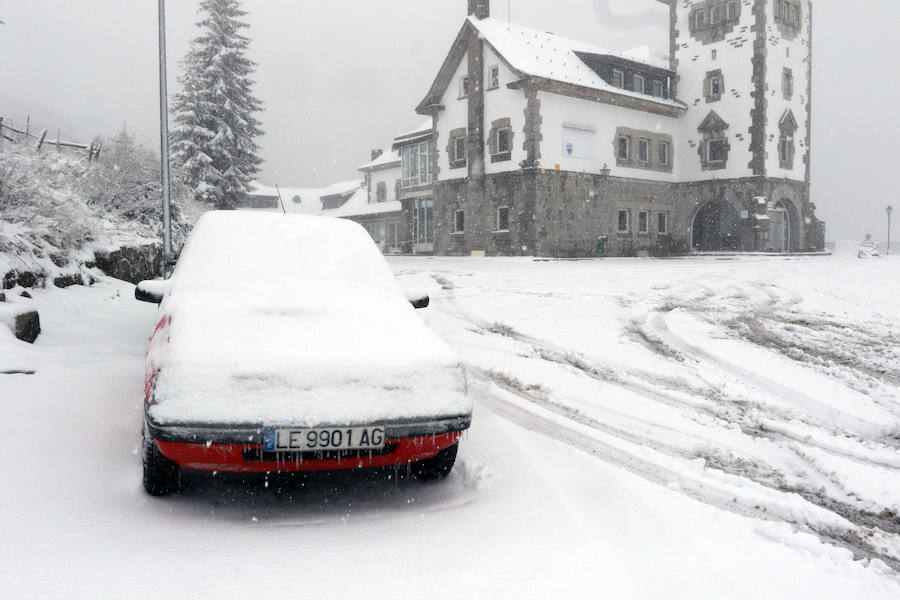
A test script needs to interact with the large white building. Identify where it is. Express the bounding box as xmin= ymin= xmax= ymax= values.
xmin=409 ymin=0 xmax=823 ymax=256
